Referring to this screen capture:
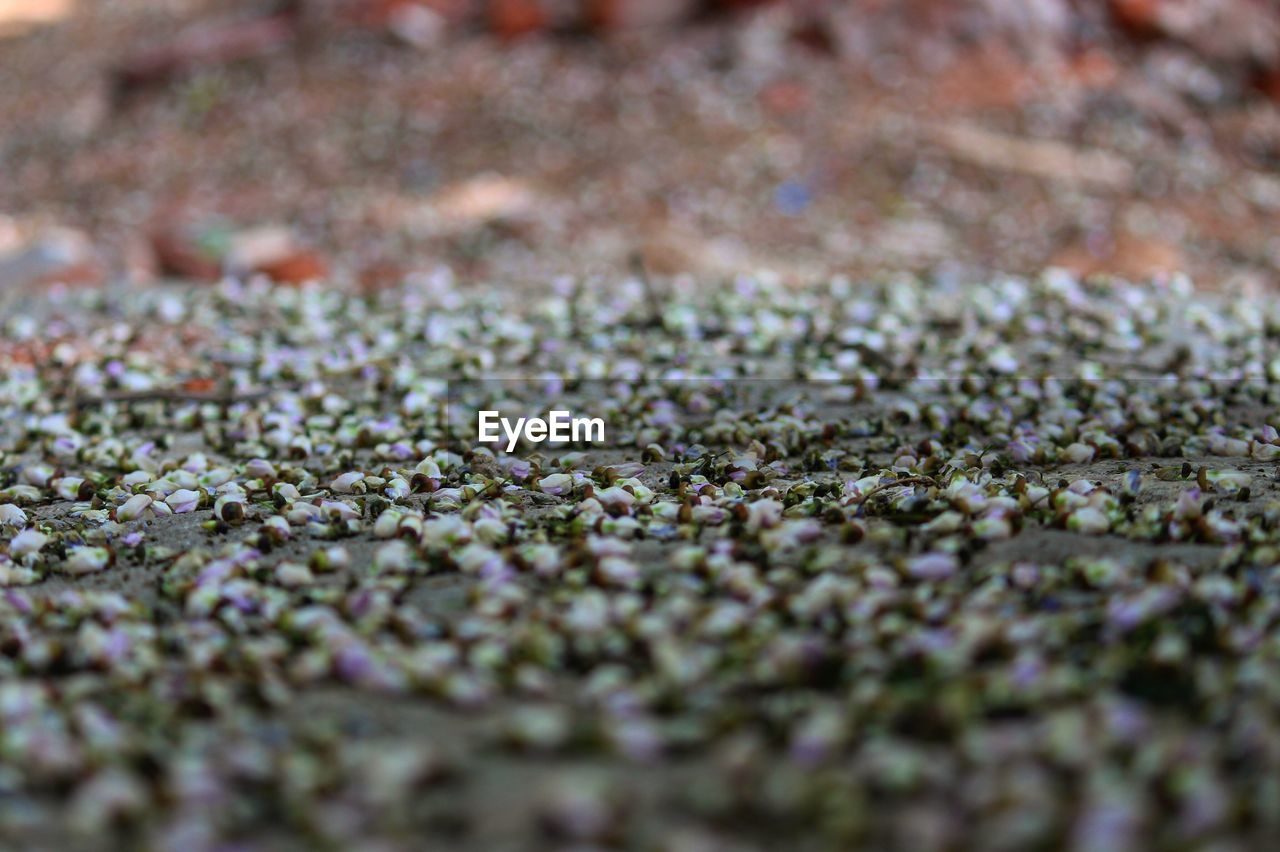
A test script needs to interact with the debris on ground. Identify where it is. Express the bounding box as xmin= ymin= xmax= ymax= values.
xmin=150 ymin=217 xmax=328 ymax=285
xmin=0 ymin=271 xmax=1278 ymax=847
xmin=0 ymin=222 xmax=103 ymax=291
